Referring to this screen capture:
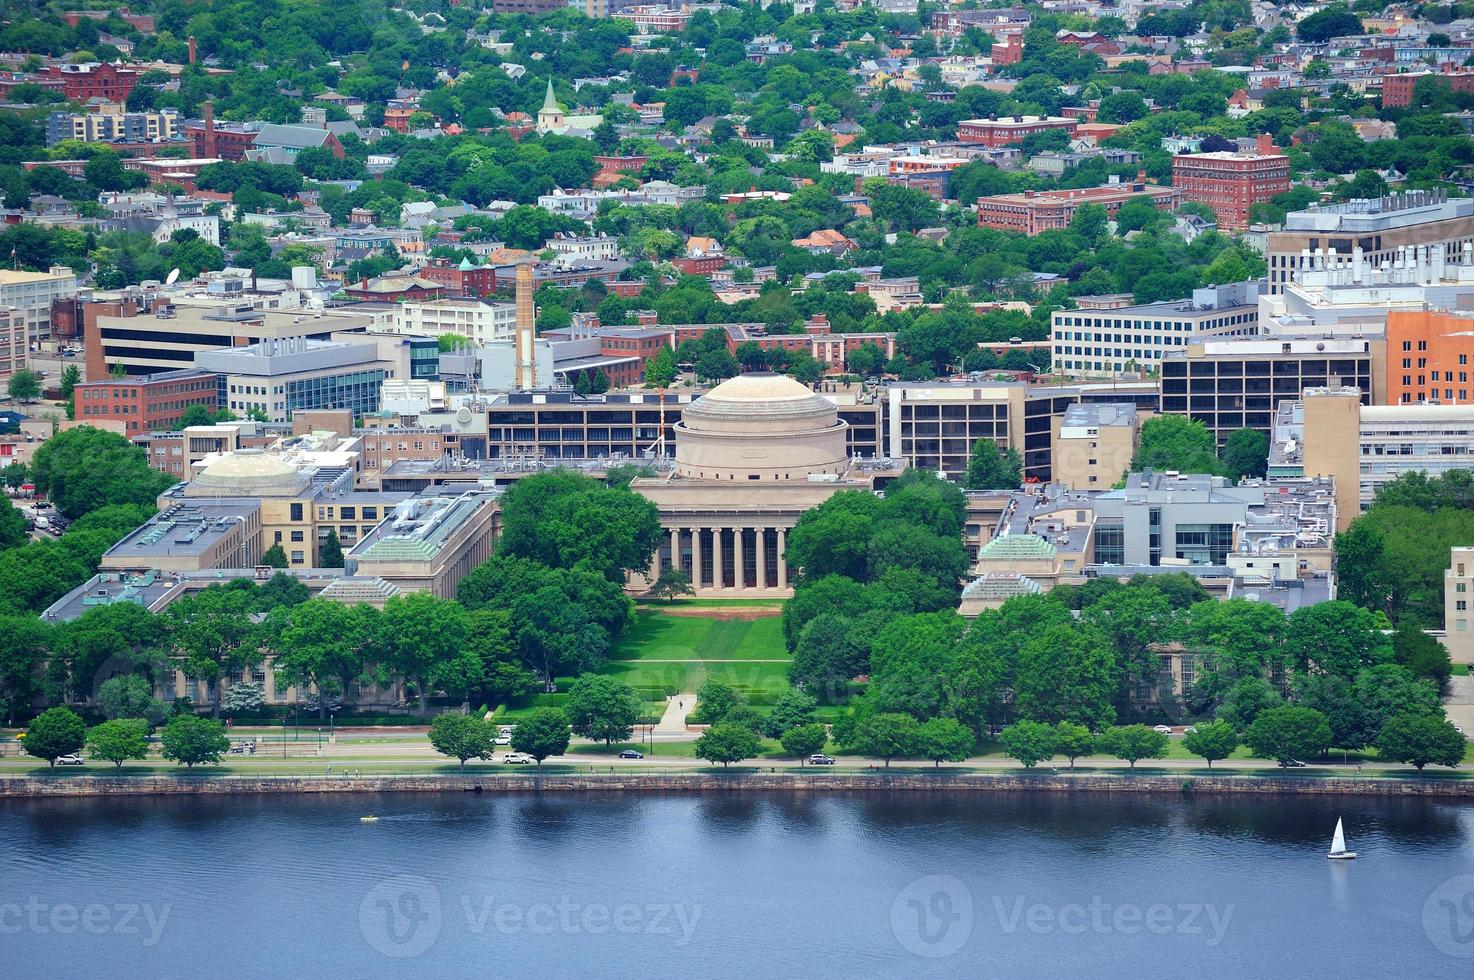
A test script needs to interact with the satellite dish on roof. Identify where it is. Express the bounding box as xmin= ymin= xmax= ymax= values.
xmin=165 ymin=268 xmax=181 ymax=285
